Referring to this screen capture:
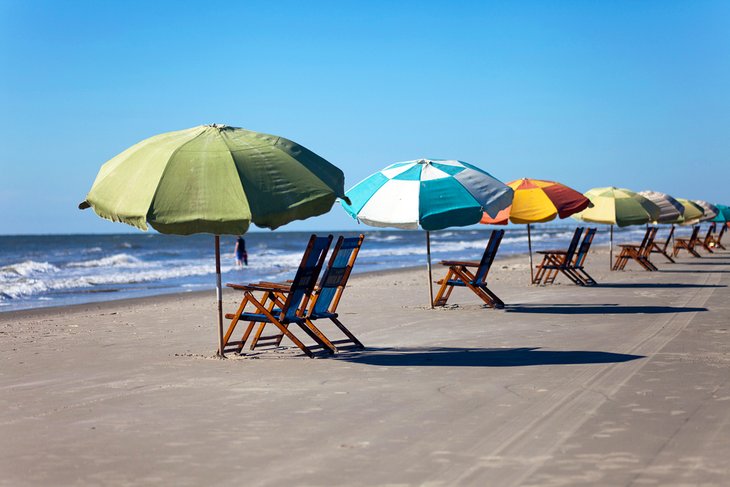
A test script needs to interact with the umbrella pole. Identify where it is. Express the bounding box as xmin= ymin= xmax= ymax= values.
xmin=609 ymin=225 xmax=614 ymax=270
xmin=426 ymin=231 xmax=434 ymax=309
xmin=527 ymin=223 xmax=534 ymax=284
xmin=215 ymin=235 xmax=225 ymax=358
